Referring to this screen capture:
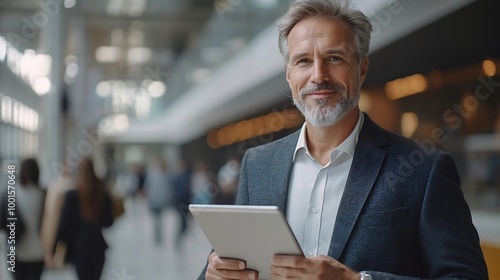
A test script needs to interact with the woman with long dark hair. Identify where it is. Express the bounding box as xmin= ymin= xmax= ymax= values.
xmin=56 ymin=157 xmax=113 ymax=280
xmin=1 ymin=158 xmax=46 ymax=280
